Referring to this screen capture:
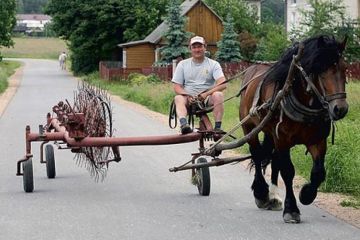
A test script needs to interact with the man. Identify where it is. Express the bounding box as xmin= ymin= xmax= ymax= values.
xmin=172 ymin=36 xmax=226 ymax=134
xmin=59 ymin=51 xmax=67 ymax=70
